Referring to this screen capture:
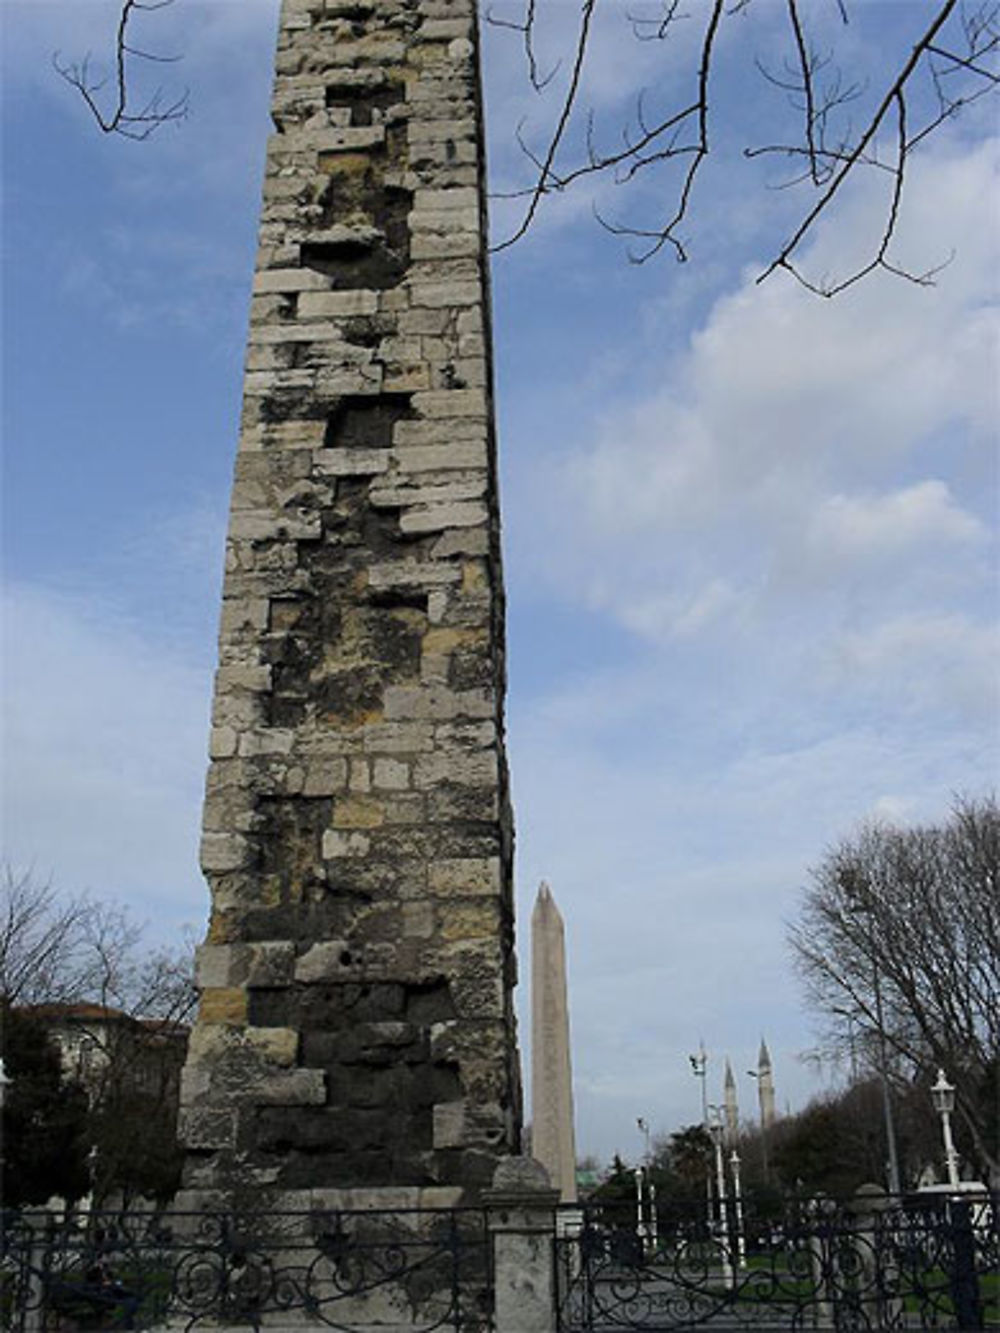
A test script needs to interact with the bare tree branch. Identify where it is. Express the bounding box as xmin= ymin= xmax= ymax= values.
xmin=600 ymin=0 xmax=725 ymax=264
xmin=758 ymin=1 xmax=960 ymax=290
xmin=493 ymin=0 xmax=600 ymax=254
xmin=492 ymin=0 xmax=999 ymax=293
xmin=487 ymin=0 xmax=560 ymax=91
xmin=53 ymin=0 xmax=188 ymax=141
